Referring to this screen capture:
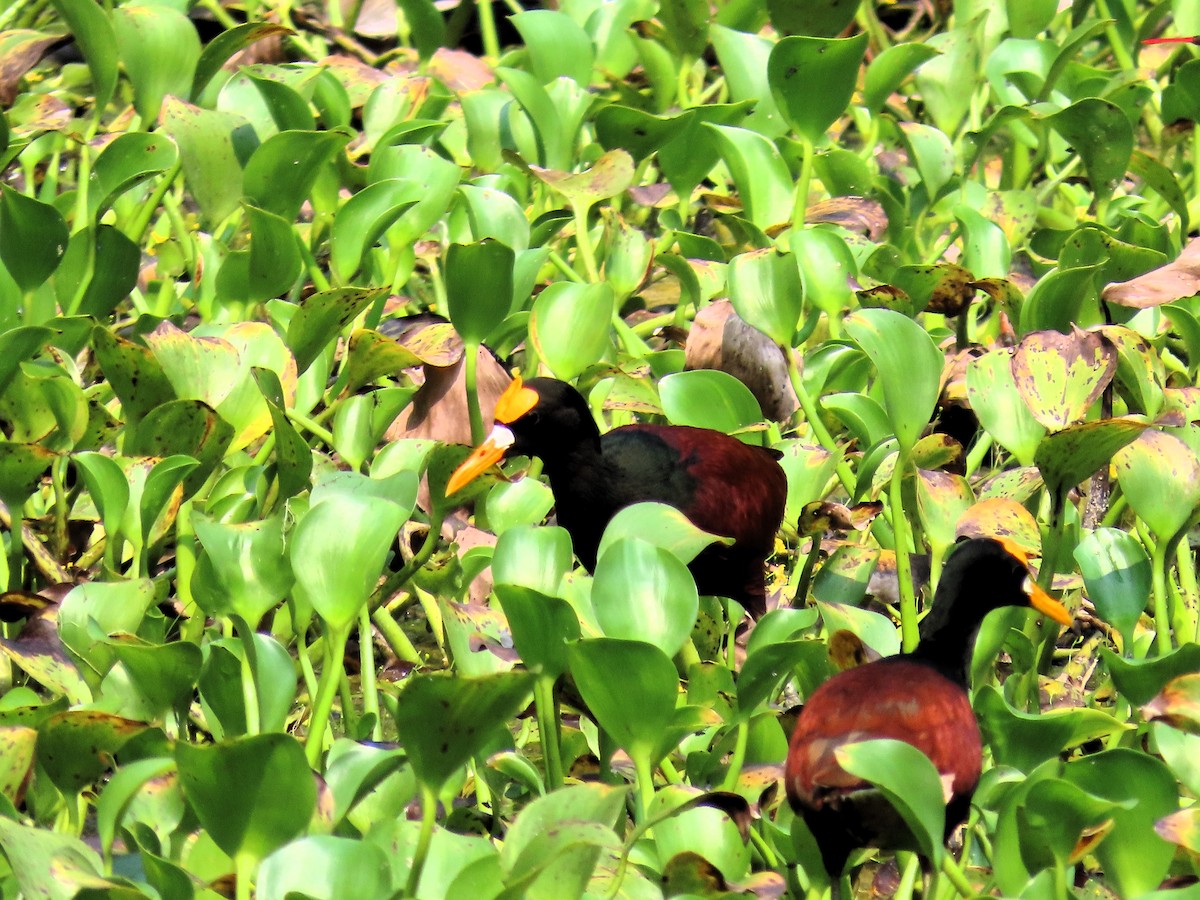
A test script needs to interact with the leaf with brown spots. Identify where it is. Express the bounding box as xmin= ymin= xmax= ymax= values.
xmin=806 ymin=196 xmax=887 ymax=240
xmin=1142 ymin=673 xmax=1200 ymax=734
xmin=1012 ymin=327 xmax=1117 ymax=431
xmin=955 ymin=498 xmax=1042 ymax=554
xmin=0 ymin=31 xmax=63 ymax=105
xmin=36 ymin=710 xmax=148 ymax=796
